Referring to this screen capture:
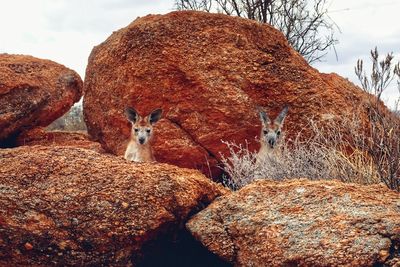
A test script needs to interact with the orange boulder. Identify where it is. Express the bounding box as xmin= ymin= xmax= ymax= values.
xmin=0 ymin=54 xmax=82 ymax=146
xmin=187 ymin=179 xmax=400 ymax=266
xmin=83 ymin=11 xmax=376 ymax=178
xmin=0 ymin=146 xmax=228 ymax=266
